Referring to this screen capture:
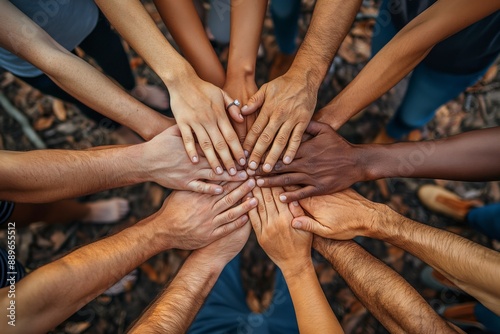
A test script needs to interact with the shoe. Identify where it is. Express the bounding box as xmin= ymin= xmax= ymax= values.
xmin=418 ymin=185 xmax=481 ymax=222
xmin=441 ymin=302 xmax=486 ymax=331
